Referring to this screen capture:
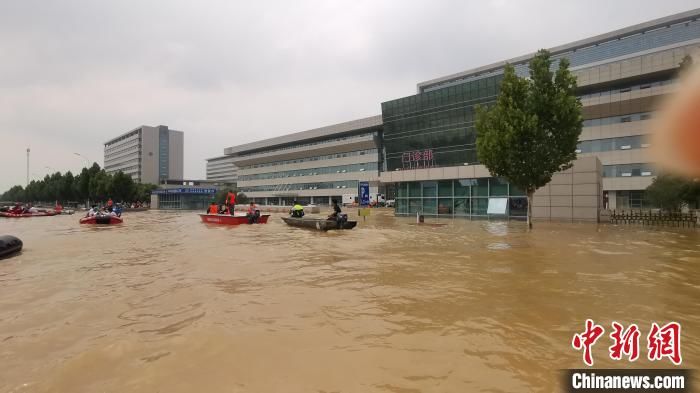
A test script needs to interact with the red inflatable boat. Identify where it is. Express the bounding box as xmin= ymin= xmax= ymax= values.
xmin=0 ymin=211 xmax=58 ymax=218
xmin=199 ymin=213 xmax=270 ymax=225
xmin=79 ymin=215 xmax=123 ymax=225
